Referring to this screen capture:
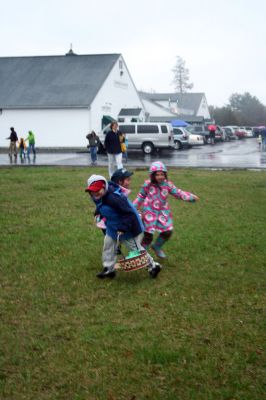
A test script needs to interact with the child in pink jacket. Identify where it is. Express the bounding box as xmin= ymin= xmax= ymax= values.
xmin=133 ymin=161 xmax=199 ymax=259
